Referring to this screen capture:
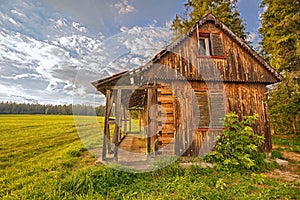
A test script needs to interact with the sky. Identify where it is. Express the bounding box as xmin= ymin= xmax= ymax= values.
xmin=41 ymin=0 xmax=262 ymax=38
xmin=41 ymin=0 xmax=186 ymax=36
xmin=0 ymin=0 xmax=264 ymax=105
xmin=41 ymin=0 xmax=262 ymax=39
